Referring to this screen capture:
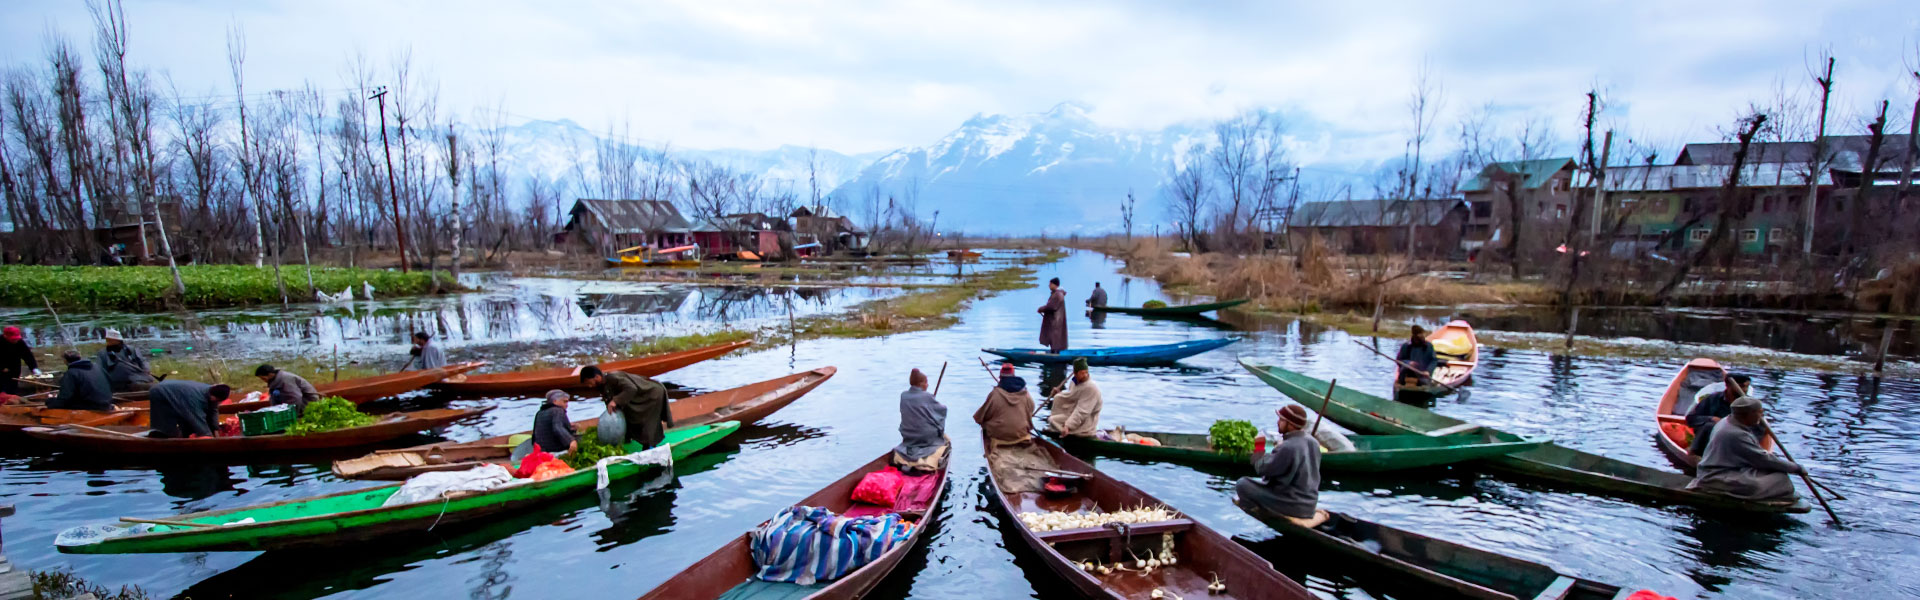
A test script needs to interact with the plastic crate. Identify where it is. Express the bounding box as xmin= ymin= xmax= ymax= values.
xmin=240 ymin=407 xmax=298 ymax=436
